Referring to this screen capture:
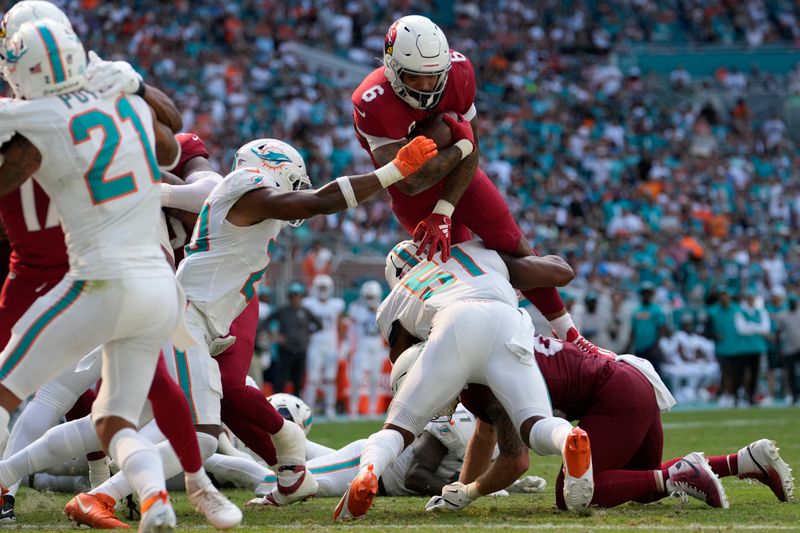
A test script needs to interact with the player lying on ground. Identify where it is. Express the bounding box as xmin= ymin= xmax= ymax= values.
xmin=454 ymin=338 xmax=794 ymax=510
xmin=352 ymin=14 xmax=610 ymax=357
xmin=242 ymin=401 xmax=545 ymax=503
xmin=332 ymin=239 xmax=593 ymax=521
